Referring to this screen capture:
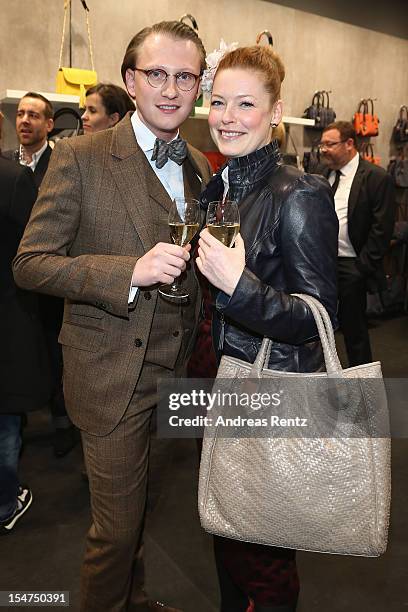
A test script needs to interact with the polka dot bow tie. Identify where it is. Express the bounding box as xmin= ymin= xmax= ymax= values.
xmin=151 ymin=137 xmax=188 ymax=169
